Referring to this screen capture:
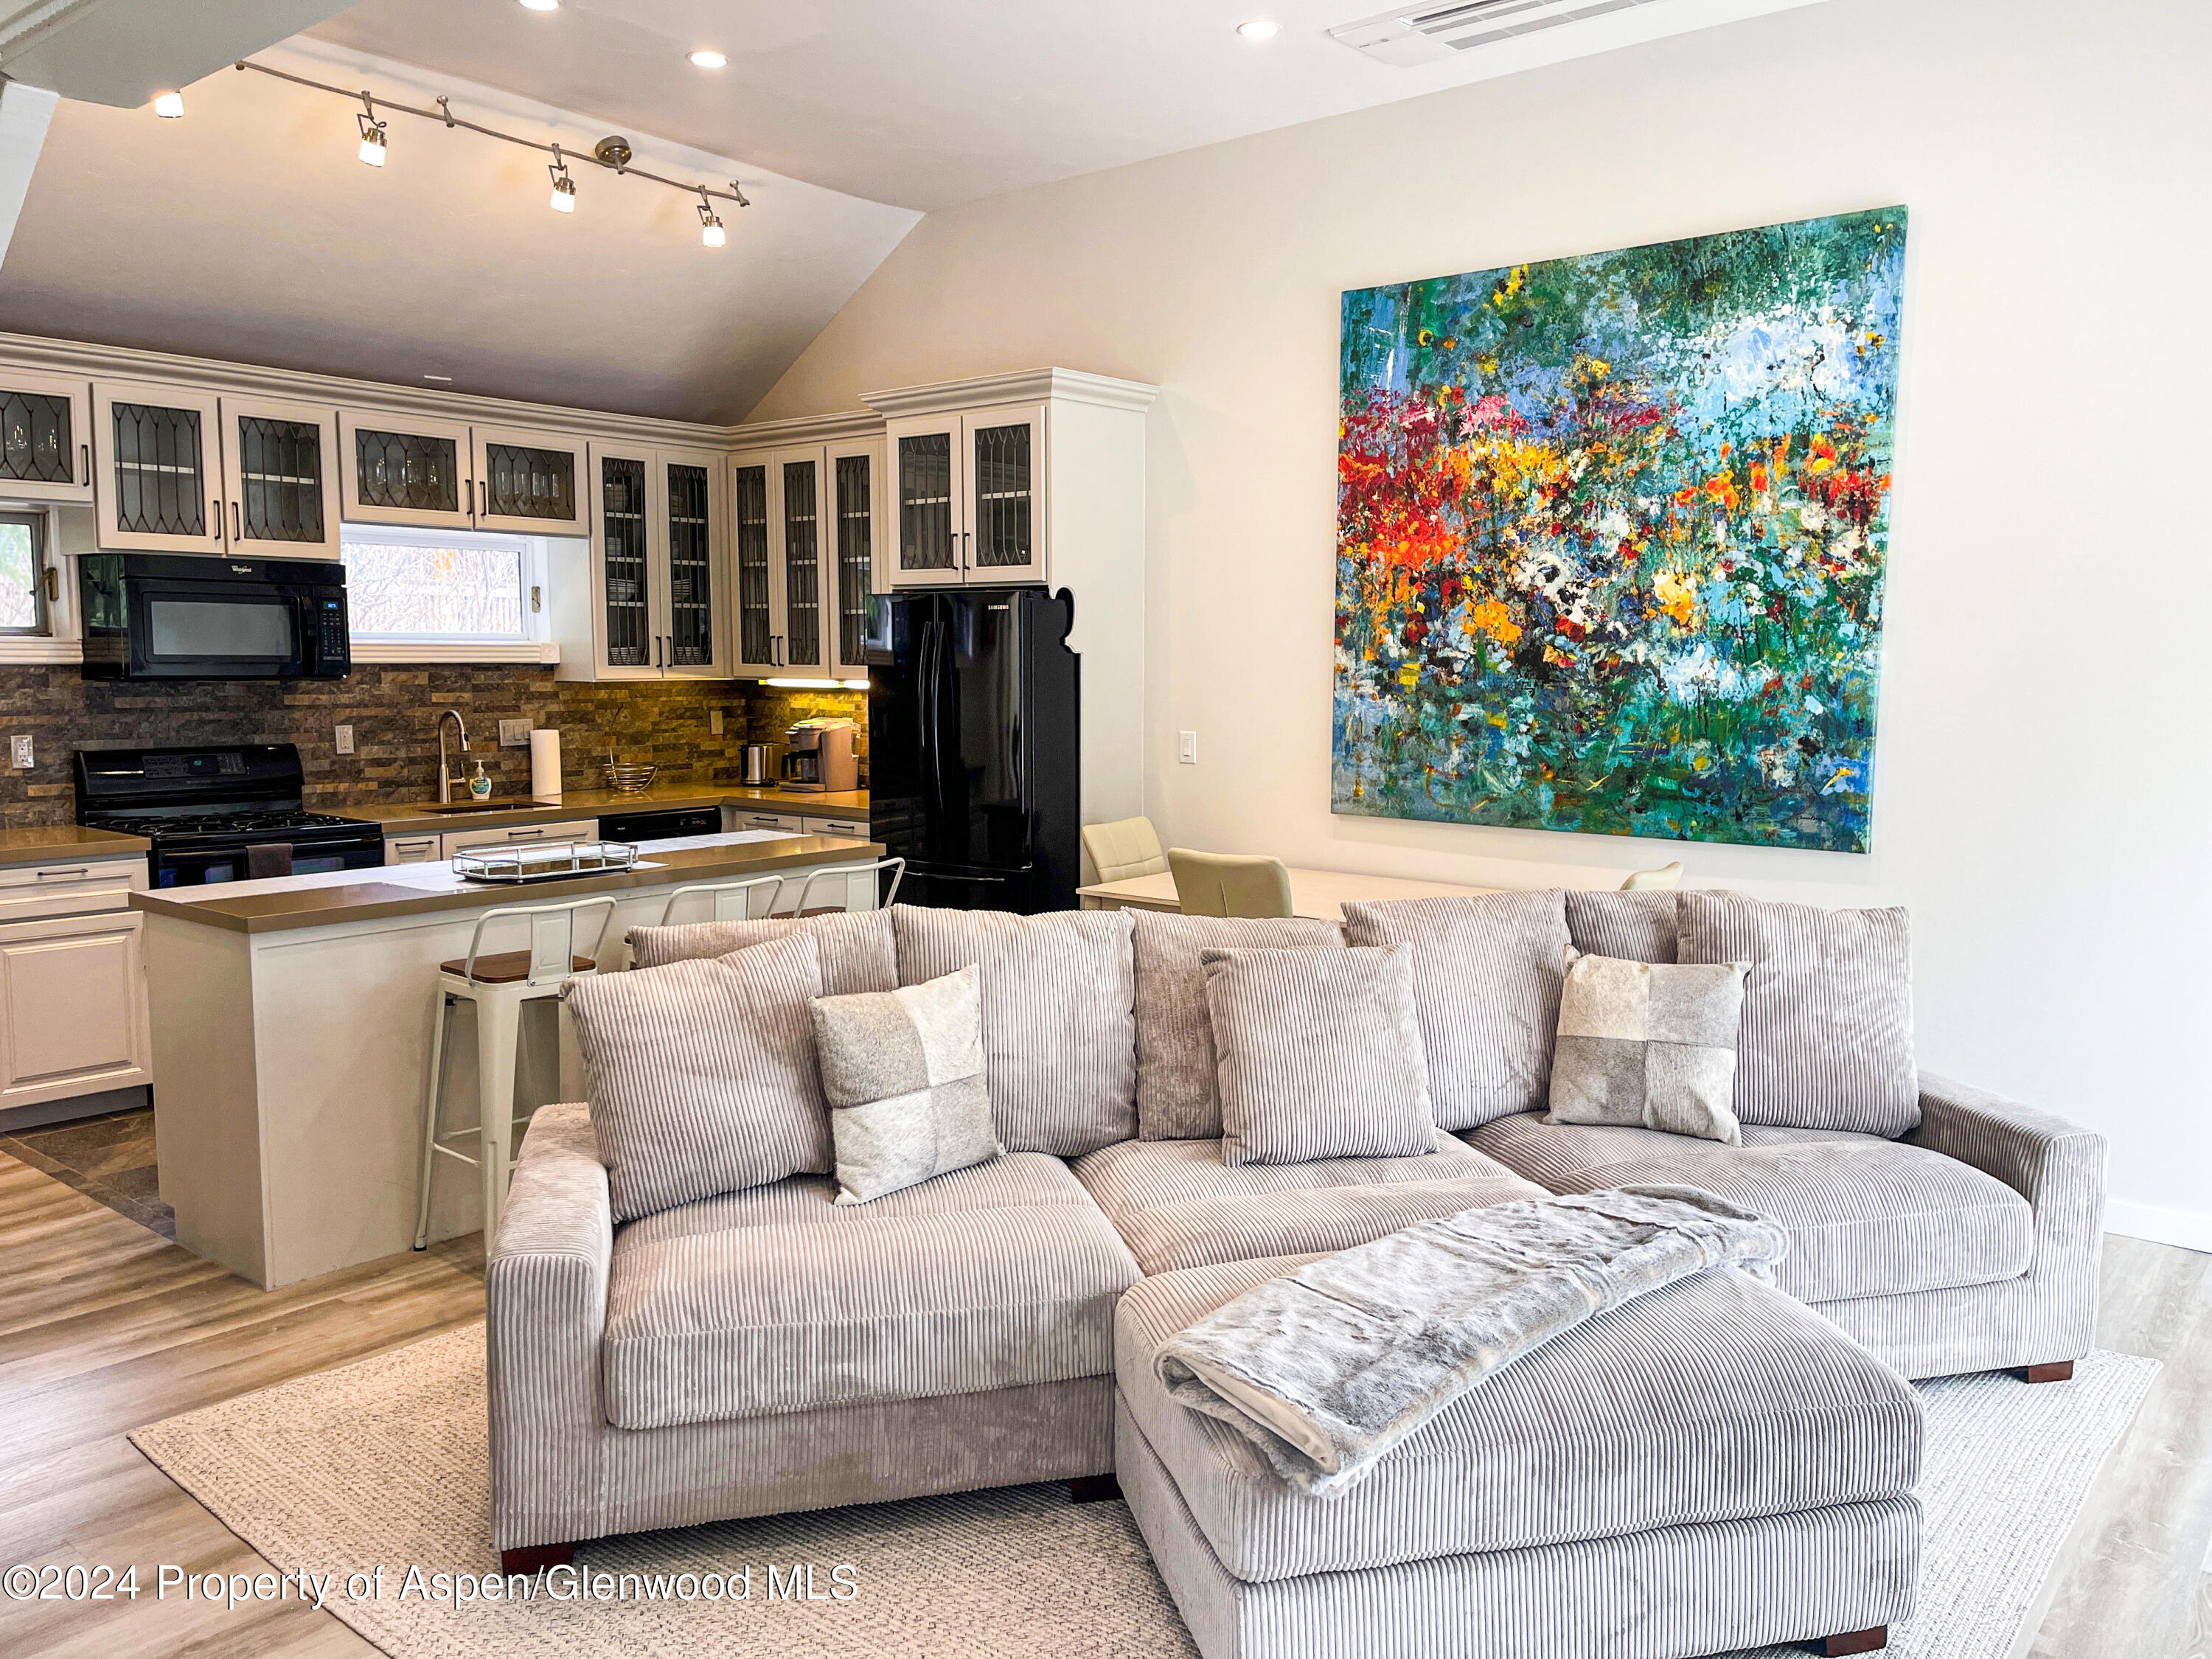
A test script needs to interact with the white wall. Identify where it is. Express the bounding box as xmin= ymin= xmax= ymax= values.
xmin=750 ymin=0 xmax=2212 ymax=1245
